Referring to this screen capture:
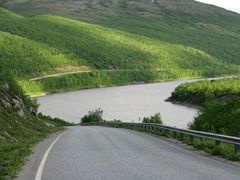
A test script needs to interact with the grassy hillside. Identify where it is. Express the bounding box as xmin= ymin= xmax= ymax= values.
xmin=0 ymin=0 xmax=240 ymax=95
xmin=168 ymin=78 xmax=240 ymax=138
xmin=0 ymin=71 xmax=72 ymax=179
xmin=169 ymin=77 xmax=240 ymax=105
